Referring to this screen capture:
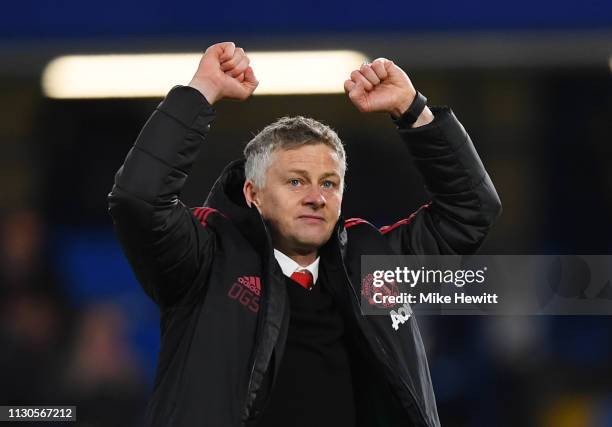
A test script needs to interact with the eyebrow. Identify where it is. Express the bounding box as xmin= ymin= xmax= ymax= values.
xmin=286 ymin=169 xmax=341 ymax=180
